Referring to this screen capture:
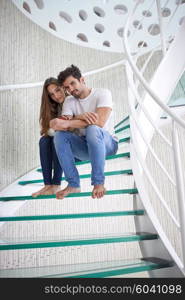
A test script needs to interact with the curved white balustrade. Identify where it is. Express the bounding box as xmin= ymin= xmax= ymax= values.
xmin=123 ymin=0 xmax=185 ymax=276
